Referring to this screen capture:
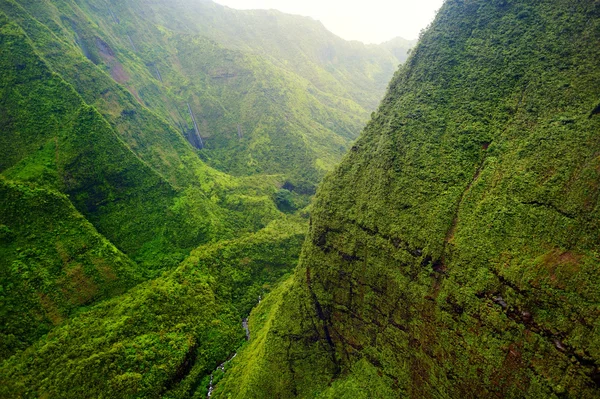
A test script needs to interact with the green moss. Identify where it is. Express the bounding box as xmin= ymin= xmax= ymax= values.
xmin=218 ymin=1 xmax=600 ymax=398
xmin=0 ymin=177 xmax=141 ymax=360
xmin=0 ymin=217 xmax=306 ymax=398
